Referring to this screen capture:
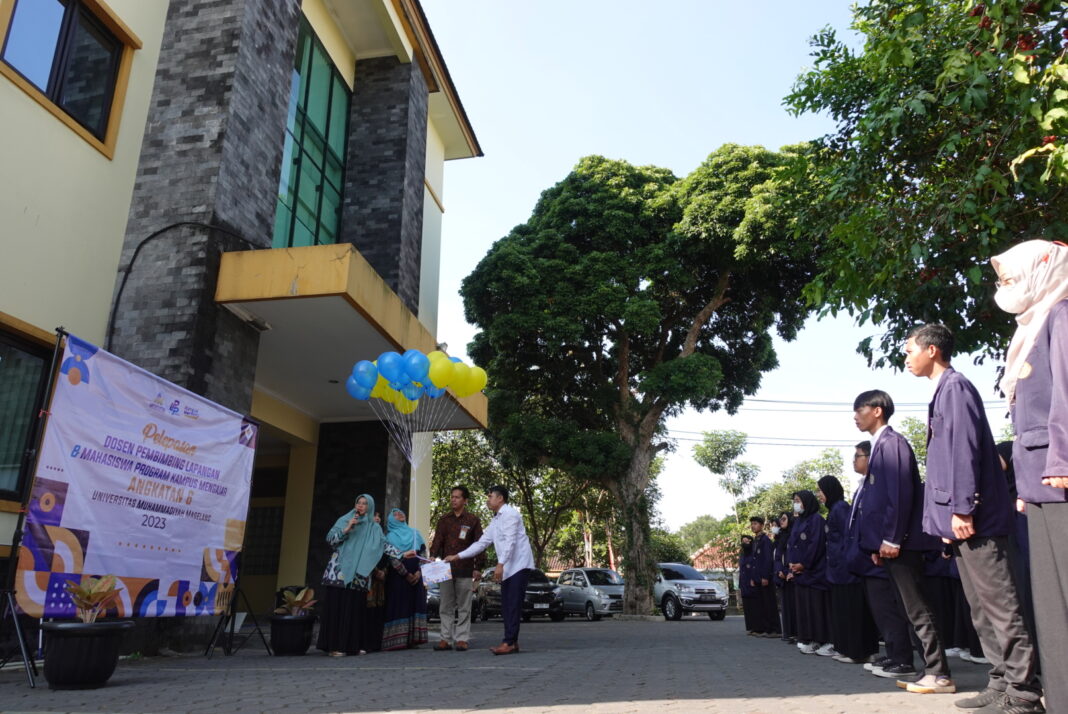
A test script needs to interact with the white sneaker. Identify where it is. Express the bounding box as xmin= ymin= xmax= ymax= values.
xmin=815 ymin=643 xmax=838 ymax=657
xmin=798 ymin=643 xmax=818 ymax=655
xmin=945 ymin=647 xmax=963 ymax=658
xmin=796 ymin=640 xmax=807 ymax=650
